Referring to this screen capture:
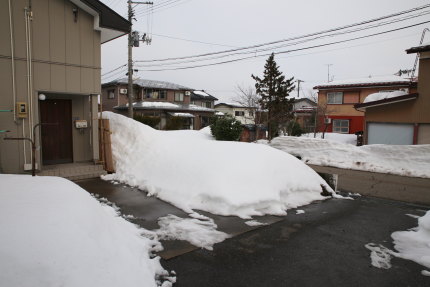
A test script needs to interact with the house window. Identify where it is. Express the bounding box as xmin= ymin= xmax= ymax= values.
xmin=235 ymin=111 xmax=245 ymax=117
xmin=174 ymin=92 xmax=184 ymax=102
xmin=145 ymin=89 xmax=167 ymax=100
xmin=248 ymin=110 xmax=254 ymax=117
xmin=205 ymin=102 xmax=212 ymax=108
xmin=333 ymin=119 xmax=349 ymax=133
xmin=107 ymin=89 xmax=115 ymax=99
xmin=327 ymin=92 xmax=343 ymax=104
